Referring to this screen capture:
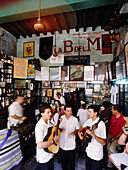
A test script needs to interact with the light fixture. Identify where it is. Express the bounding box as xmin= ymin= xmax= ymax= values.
xmin=34 ymin=0 xmax=45 ymax=32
